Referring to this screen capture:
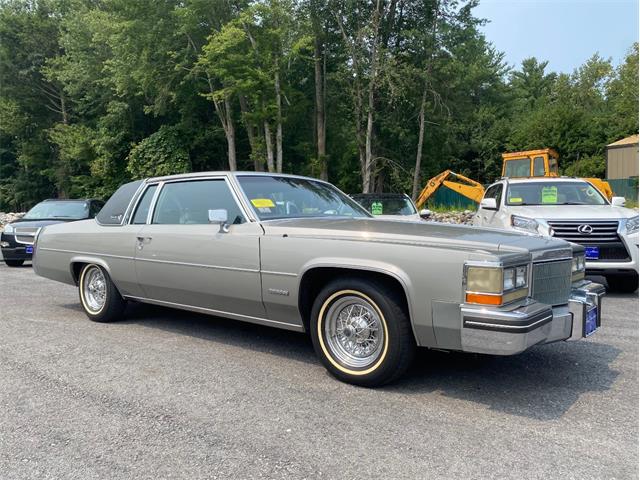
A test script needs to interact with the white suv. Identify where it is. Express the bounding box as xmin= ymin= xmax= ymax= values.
xmin=473 ymin=177 xmax=639 ymax=293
